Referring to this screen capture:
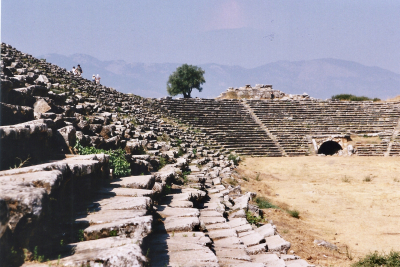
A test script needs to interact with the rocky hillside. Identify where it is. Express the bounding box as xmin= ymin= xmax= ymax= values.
xmin=0 ymin=43 xmax=316 ymax=266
